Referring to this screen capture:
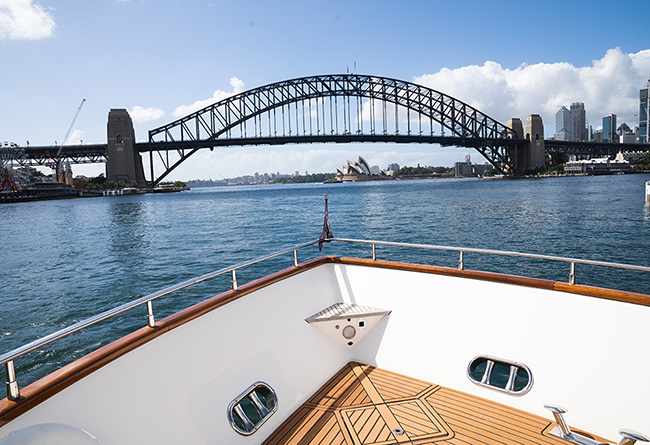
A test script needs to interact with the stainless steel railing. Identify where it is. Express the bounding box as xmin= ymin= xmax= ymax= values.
xmin=3 ymin=237 xmax=650 ymax=401
xmin=333 ymin=238 xmax=650 ymax=283
xmin=1 ymin=240 xmax=320 ymax=401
